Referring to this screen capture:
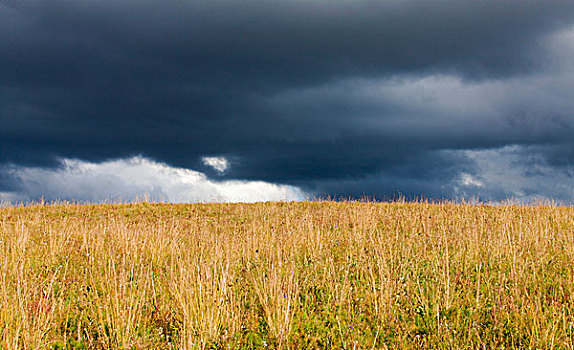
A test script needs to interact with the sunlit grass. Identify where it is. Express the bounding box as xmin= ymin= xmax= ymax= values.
xmin=1 ymin=201 xmax=573 ymax=349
